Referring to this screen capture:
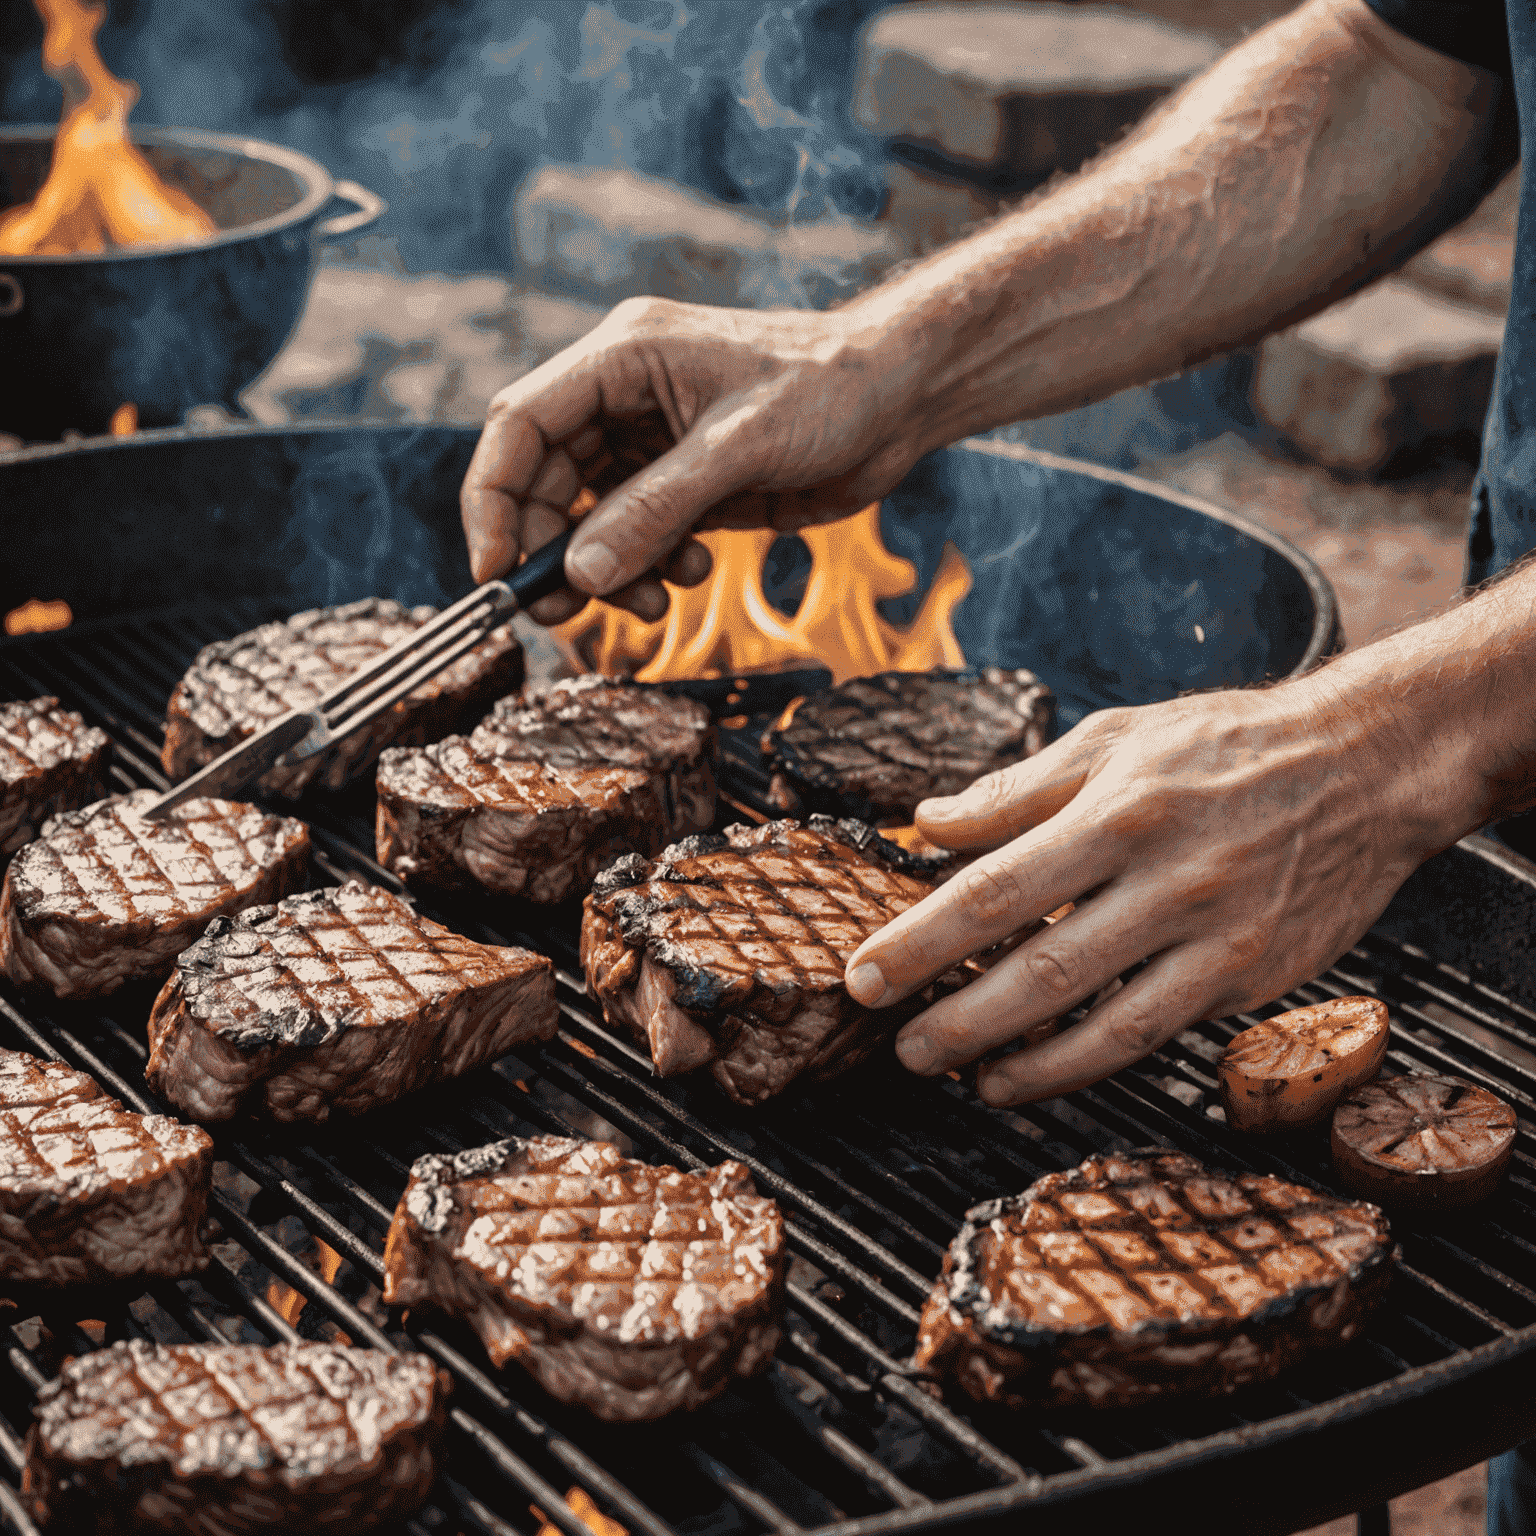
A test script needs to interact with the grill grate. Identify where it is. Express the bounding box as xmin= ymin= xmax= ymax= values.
xmin=1 ymin=602 xmax=1534 ymax=1535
